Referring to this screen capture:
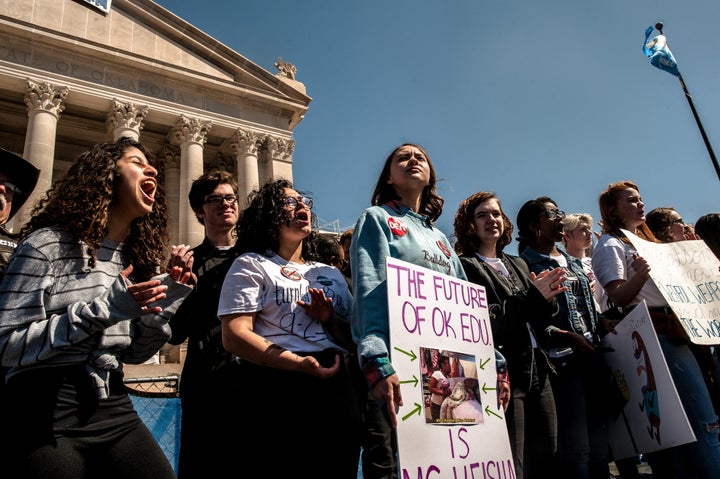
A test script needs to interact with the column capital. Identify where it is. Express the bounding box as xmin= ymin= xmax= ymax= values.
xmin=158 ymin=144 xmax=181 ymax=169
xmin=24 ymin=79 xmax=68 ymax=118
xmin=106 ymin=99 xmax=149 ymax=137
xmin=262 ymin=135 xmax=295 ymax=162
xmin=169 ymin=115 xmax=212 ymax=146
xmin=228 ymin=128 xmax=263 ymax=157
